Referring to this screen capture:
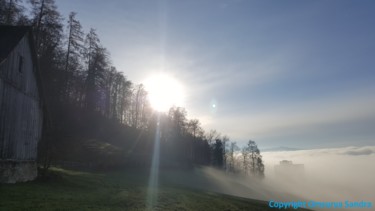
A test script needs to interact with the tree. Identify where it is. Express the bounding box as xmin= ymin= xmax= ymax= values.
xmin=29 ymin=0 xmax=65 ymax=118
xmin=241 ymin=146 xmax=249 ymax=174
xmin=129 ymin=84 xmax=149 ymax=129
xmin=28 ymin=0 xmax=65 ymax=174
xmin=168 ymin=106 xmax=187 ymax=137
xmin=83 ymin=28 xmax=108 ymax=111
xmin=65 ymin=12 xmax=84 ymax=71
xmin=205 ymin=129 xmax=221 ymax=165
xmin=187 ymin=119 xmax=201 ymax=138
xmin=30 ymin=0 xmax=63 ymax=57
xmin=248 ymin=140 xmax=264 ymax=178
xmin=83 ymin=28 xmax=100 ymax=69
xmin=245 ymin=140 xmax=265 ymax=178
xmin=186 ymin=119 xmax=203 ymax=162
xmin=117 ymin=76 xmax=132 ymax=124
xmin=228 ymin=141 xmax=239 ymax=173
xmin=63 ymin=11 xmax=84 ymax=102
xmin=206 ymin=129 xmax=220 ymax=146
xmin=222 ymin=135 xmax=229 ymax=170
xmin=103 ymin=66 xmax=117 ymax=118
xmin=0 ymin=0 xmax=28 ymax=25
xmin=212 ymin=138 xmax=224 ymax=168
